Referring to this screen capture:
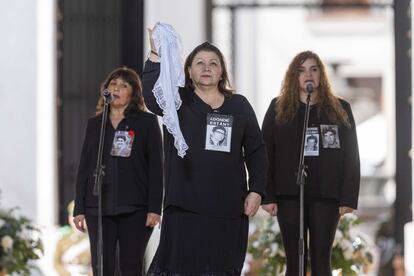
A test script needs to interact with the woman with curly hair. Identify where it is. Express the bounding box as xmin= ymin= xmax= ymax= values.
xmin=261 ymin=51 xmax=360 ymax=276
